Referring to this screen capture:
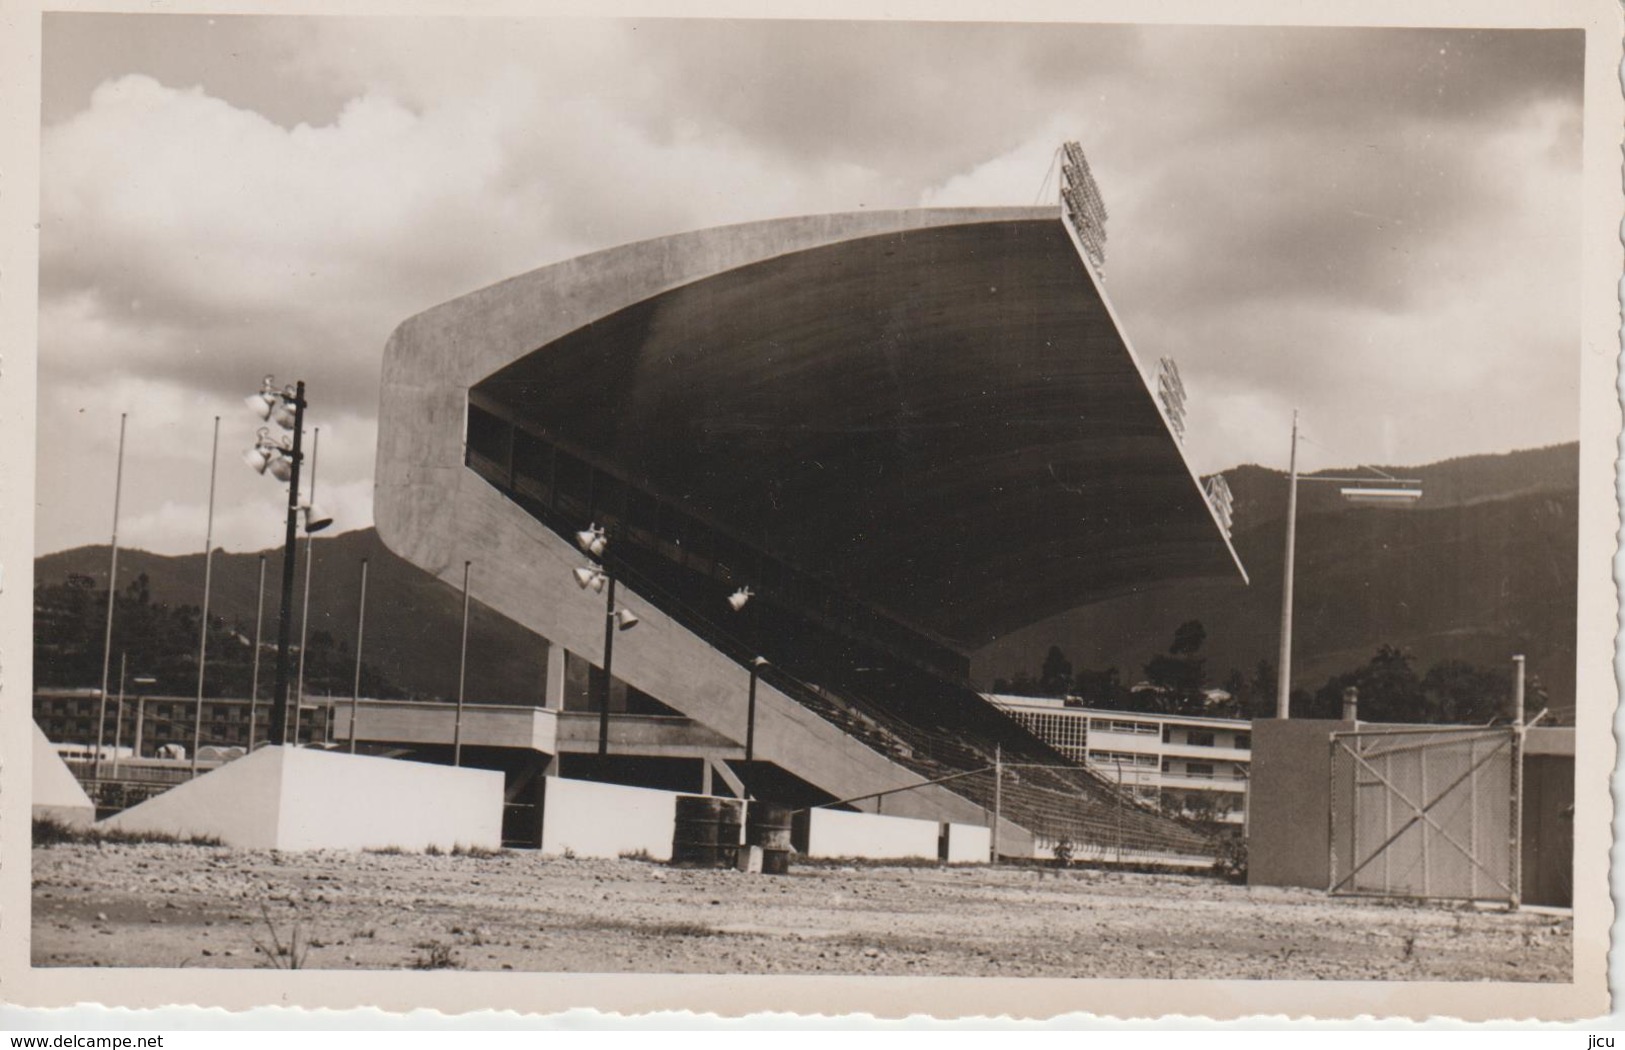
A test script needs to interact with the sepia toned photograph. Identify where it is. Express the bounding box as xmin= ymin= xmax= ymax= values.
xmin=4 ymin=1 xmax=1618 ymax=1024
